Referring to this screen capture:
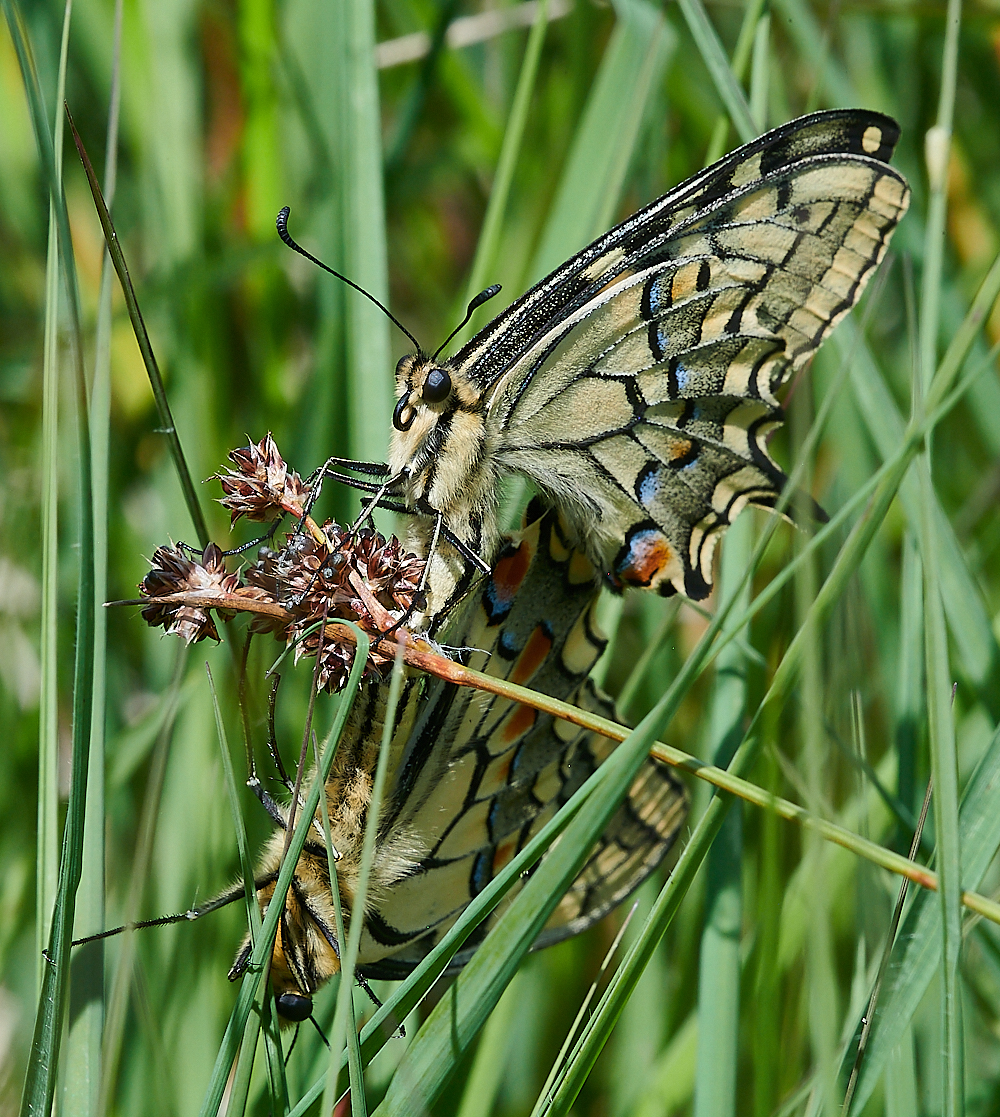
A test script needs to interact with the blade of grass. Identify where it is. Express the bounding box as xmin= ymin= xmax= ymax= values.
xmin=919 ymin=0 xmax=963 ymax=395
xmin=64 ymin=2 xmax=123 ymax=1111
xmin=846 ymin=716 xmax=1000 ymax=1113
xmin=704 ymin=0 xmax=768 ymax=164
xmin=917 ymin=453 xmax=963 ymax=1116
xmin=461 ymin=0 xmax=551 ymax=308
xmin=339 ymin=0 xmax=391 ymax=469
xmin=453 ymin=971 xmax=523 ymax=1117
xmin=34 ymin=0 xmax=71 ymax=1003
xmin=197 ymin=626 xmax=369 ymax=1117
xmin=321 ymin=644 xmax=406 ymax=1117
xmin=693 ymin=513 xmax=750 ymax=1117
xmin=839 ymin=316 xmax=1000 ymax=701
xmin=97 ymin=649 xmax=187 ymax=1114
xmin=675 ymin=0 xmax=756 ymax=143
xmin=207 ymin=665 xmax=289 ymax=1117
xmin=529 ymin=0 xmax=674 ymax=279
xmin=2 ymin=4 xmax=98 ymax=1114
xmin=842 ymin=779 xmax=933 ymax=1114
